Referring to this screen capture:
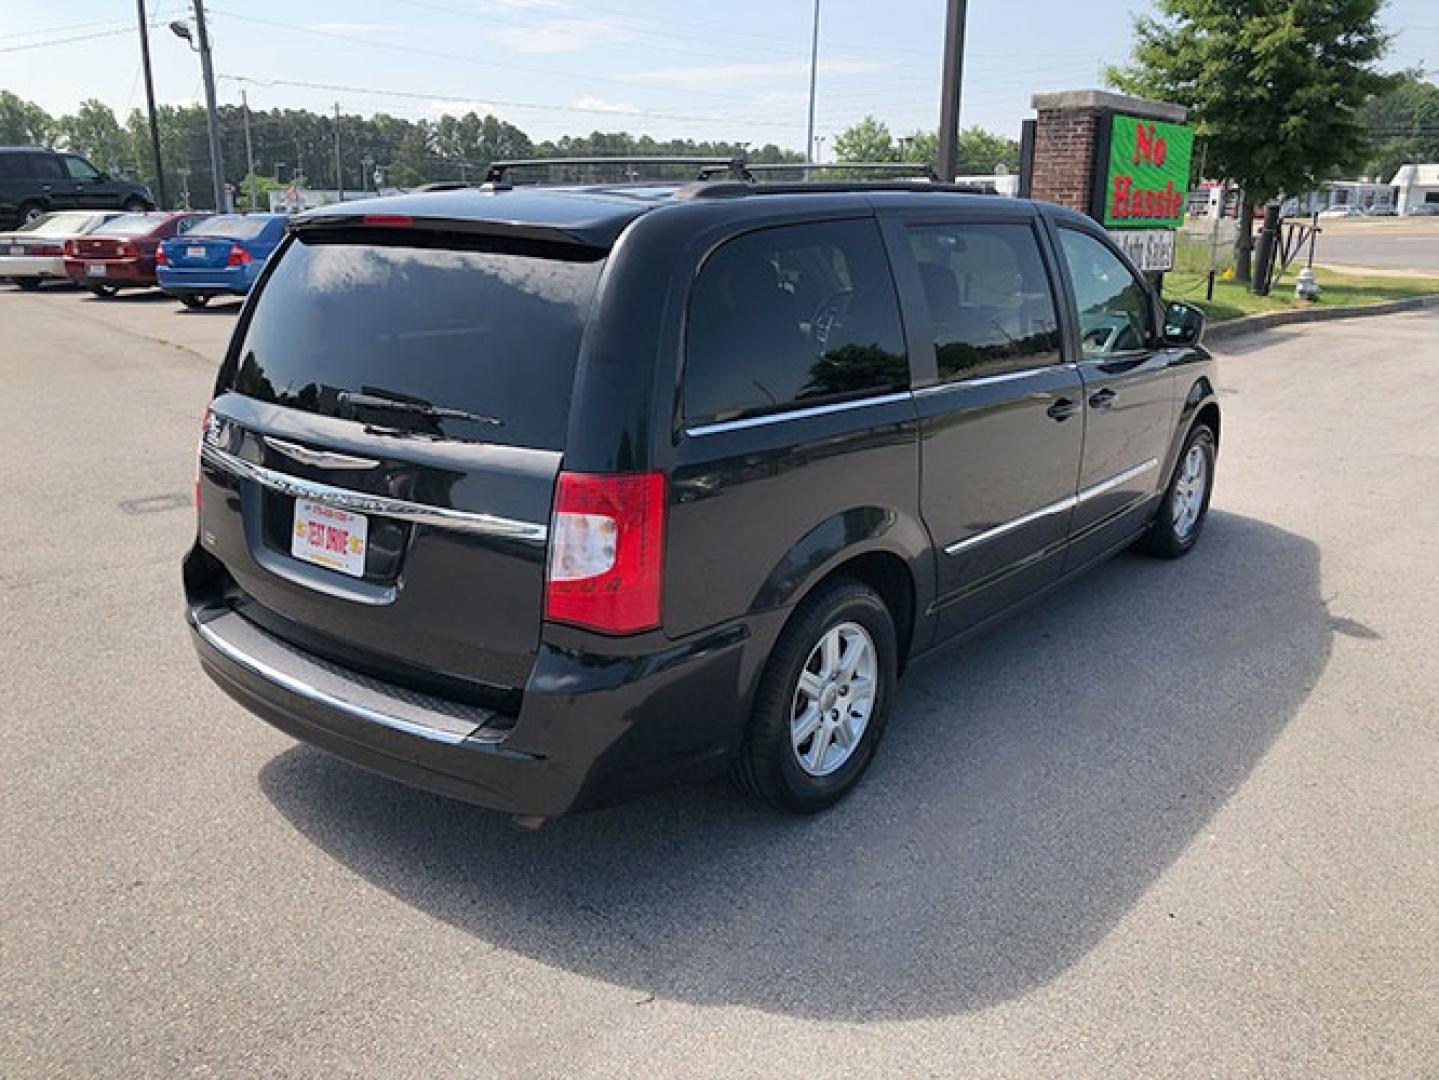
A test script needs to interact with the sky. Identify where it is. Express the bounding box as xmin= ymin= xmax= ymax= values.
xmin=3 ymin=0 xmax=1436 ymax=159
